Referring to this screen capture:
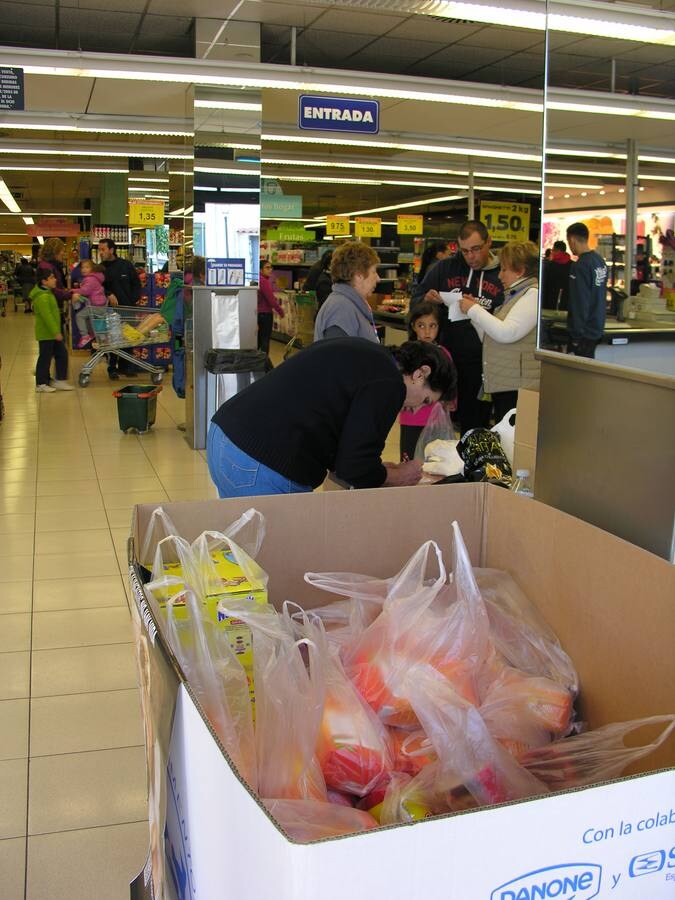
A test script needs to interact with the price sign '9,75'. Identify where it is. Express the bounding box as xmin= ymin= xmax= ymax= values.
xmin=128 ymin=200 xmax=165 ymax=228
